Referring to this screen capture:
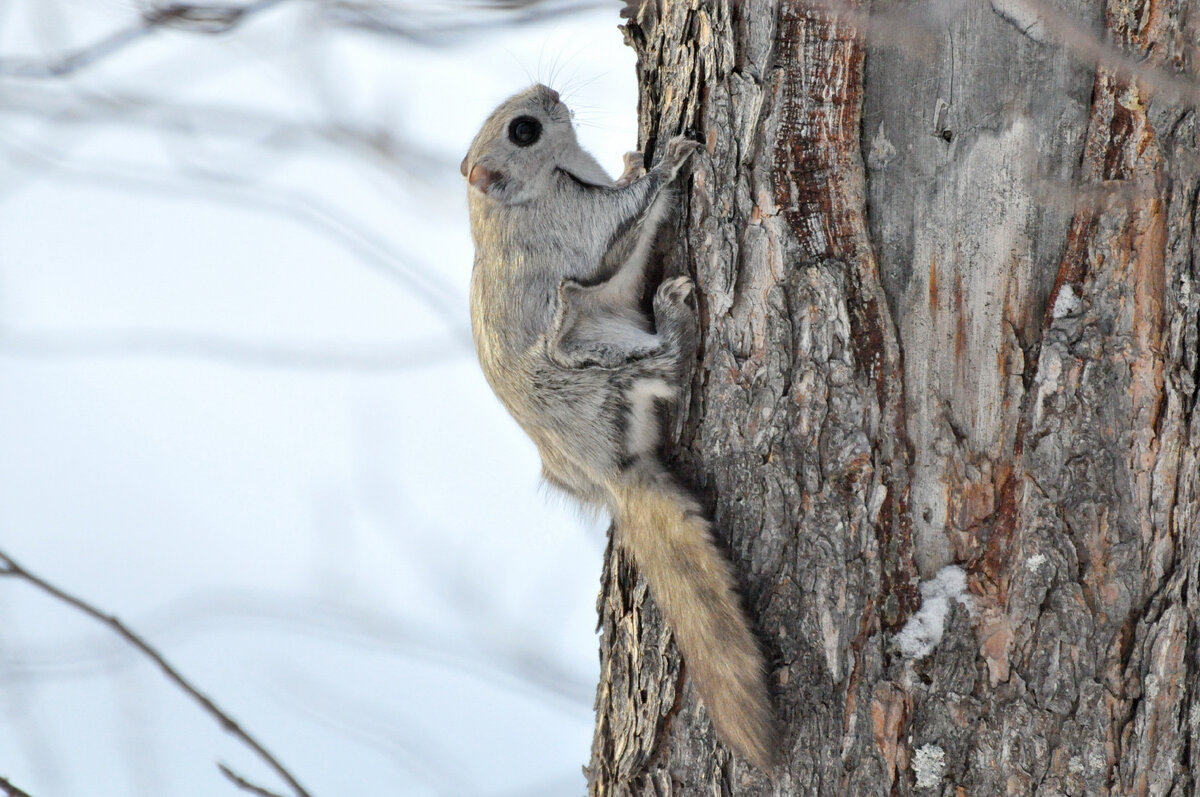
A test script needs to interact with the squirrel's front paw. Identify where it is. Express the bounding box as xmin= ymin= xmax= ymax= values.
xmin=616 ymin=151 xmax=645 ymax=187
xmin=661 ymin=136 xmax=701 ymax=177
xmin=654 ymin=276 xmax=696 ymax=319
